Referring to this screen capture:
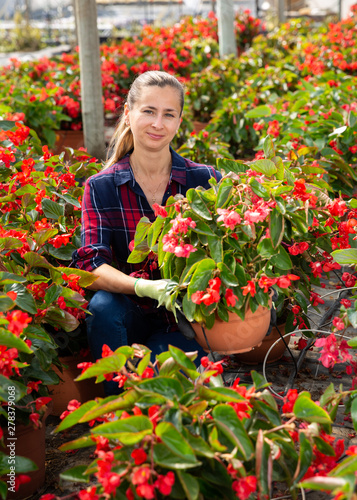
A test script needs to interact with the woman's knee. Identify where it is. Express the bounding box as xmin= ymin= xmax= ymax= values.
xmin=88 ymin=290 xmax=122 ymax=316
